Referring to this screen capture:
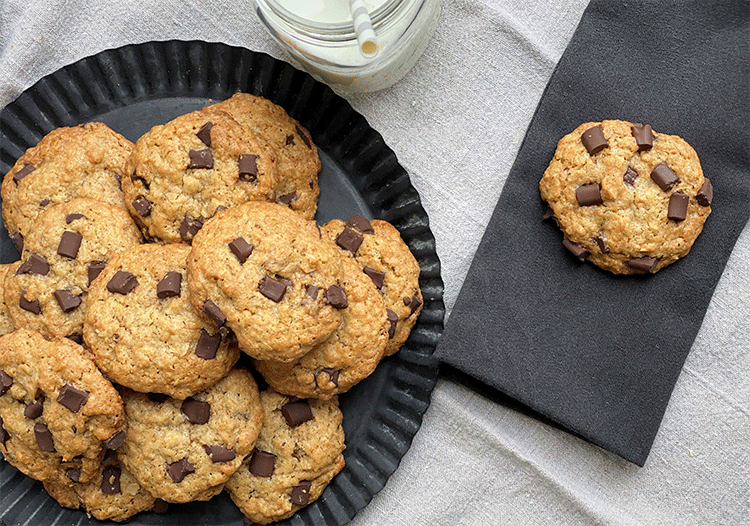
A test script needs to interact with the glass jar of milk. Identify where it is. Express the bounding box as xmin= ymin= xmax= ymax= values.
xmin=253 ymin=0 xmax=443 ymax=93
